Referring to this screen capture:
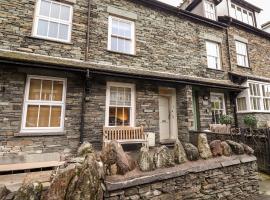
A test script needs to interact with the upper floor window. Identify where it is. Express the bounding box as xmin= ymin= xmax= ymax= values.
xmin=105 ymin=82 xmax=135 ymax=127
xmin=235 ymin=41 xmax=249 ymax=67
xmin=204 ymin=1 xmax=216 ymax=20
xmin=206 ymin=41 xmax=221 ymax=70
xmin=211 ymin=93 xmax=226 ymax=124
xmin=33 ymin=0 xmax=73 ymax=42
xmin=21 ymin=76 xmax=66 ymax=133
xmin=231 ymin=4 xmax=254 ymax=26
xmin=236 ymin=81 xmax=270 ymax=112
xmin=108 ymin=16 xmax=135 ymax=55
